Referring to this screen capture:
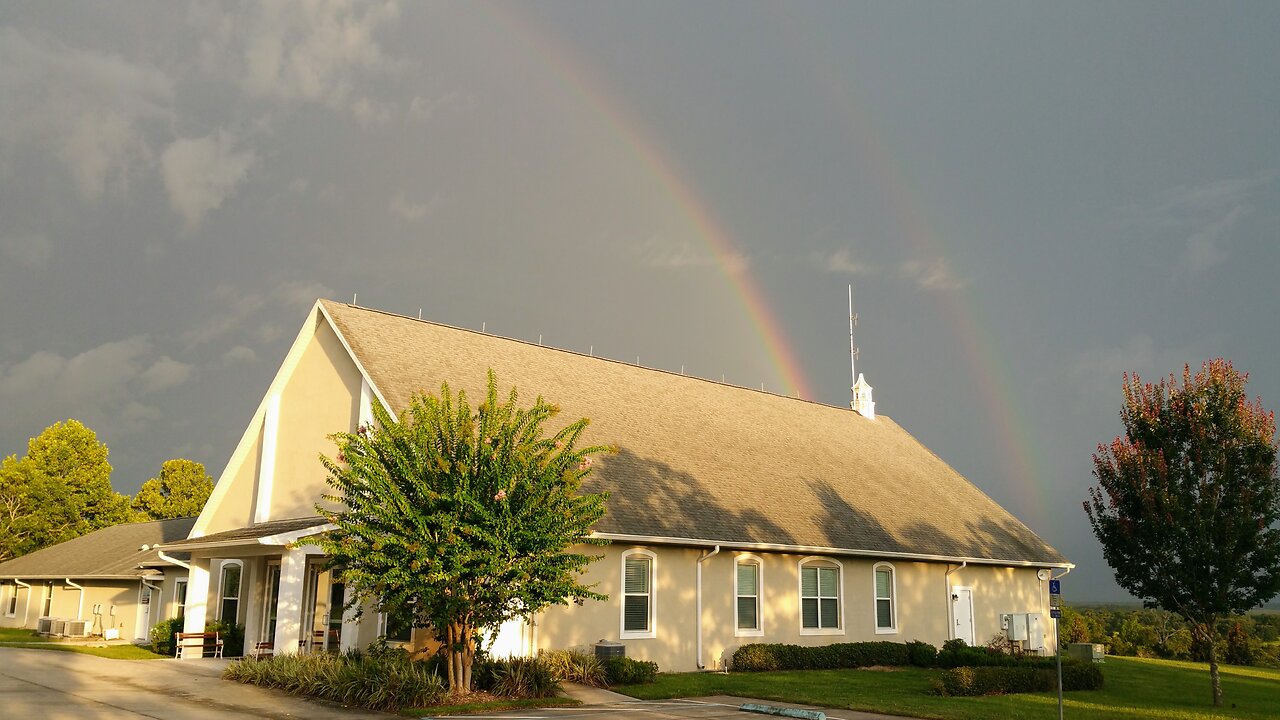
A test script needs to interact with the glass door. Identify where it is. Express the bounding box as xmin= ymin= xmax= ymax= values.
xmin=325 ymin=575 xmax=345 ymax=652
xmin=261 ymin=564 xmax=281 ymax=646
